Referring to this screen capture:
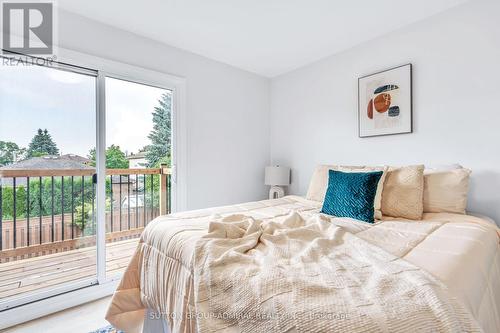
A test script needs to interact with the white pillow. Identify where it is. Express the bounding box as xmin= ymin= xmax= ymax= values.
xmin=306 ymin=164 xmax=387 ymax=220
xmin=423 ymin=168 xmax=471 ymax=214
